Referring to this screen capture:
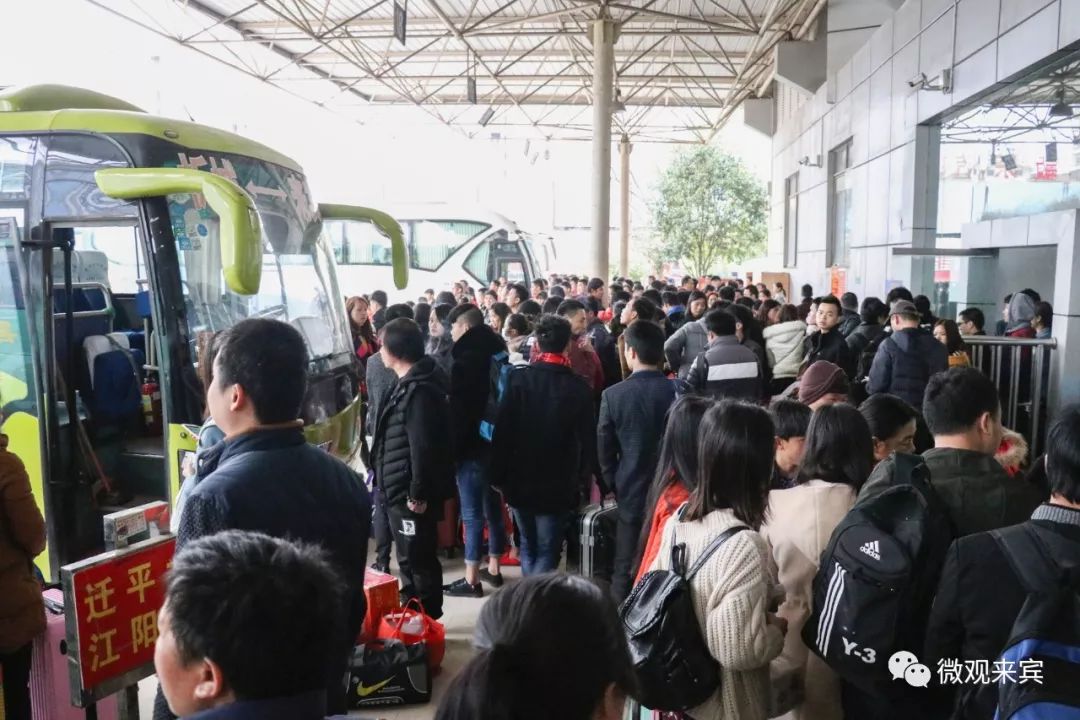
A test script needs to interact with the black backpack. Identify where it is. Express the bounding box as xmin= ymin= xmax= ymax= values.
xmin=802 ymin=453 xmax=953 ymax=703
xmin=990 ymin=524 xmax=1080 ymax=720
xmin=619 ymin=525 xmax=747 ymax=711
